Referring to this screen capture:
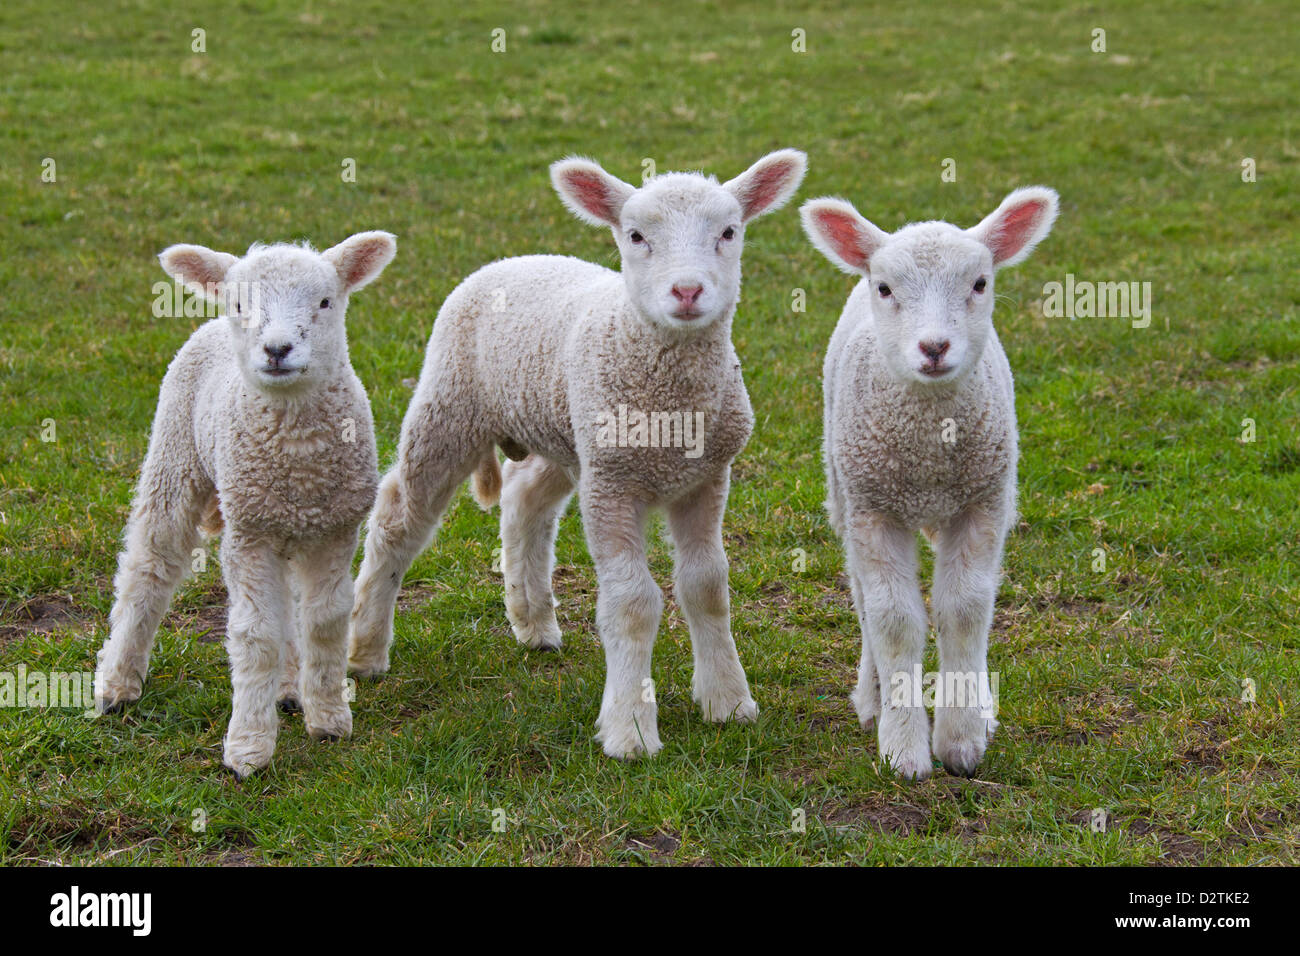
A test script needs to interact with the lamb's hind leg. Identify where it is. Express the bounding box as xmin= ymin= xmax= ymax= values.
xmin=931 ymin=503 xmax=1007 ymax=777
xmin=845 ymin=510 xmax=932 ymax=780
xmin=500 ymin=454 xmax=574 ymax=650
xmin=95 ymin=475 xmax=209 ymax=713
xmin=348 ymin=390 xmax=485 ymax=677
xmin=848 ymin=573 xmax=880 ymax=731
xmin=665 ymin=468 xmax=756 ymax=724
xmin=292 ymin=529 xmax=358 ymax=742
